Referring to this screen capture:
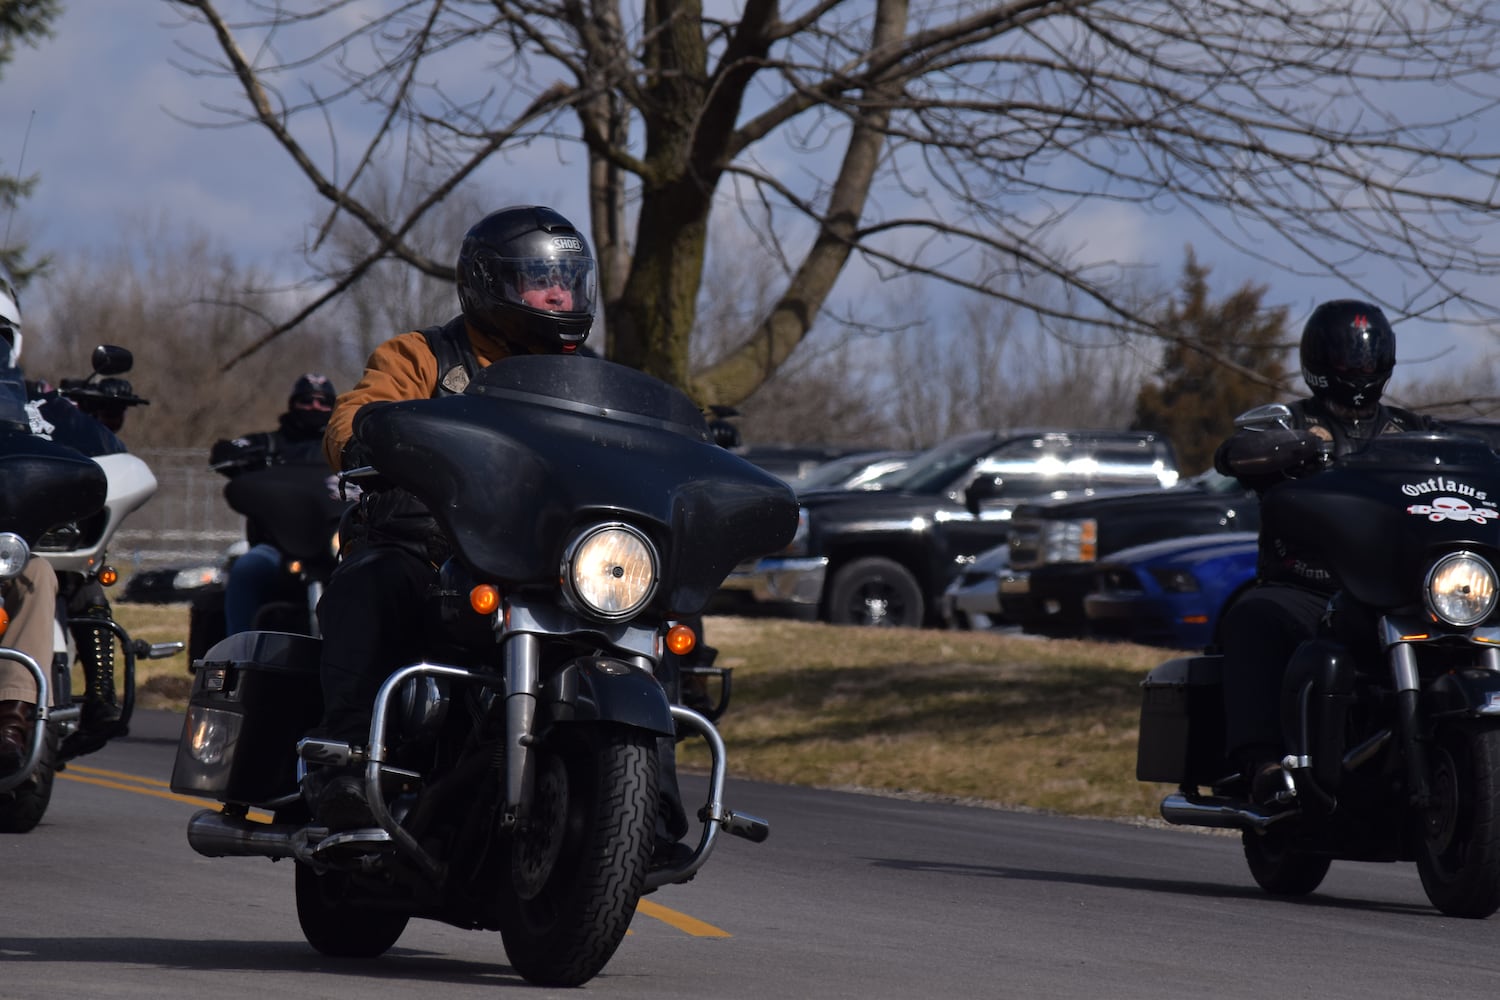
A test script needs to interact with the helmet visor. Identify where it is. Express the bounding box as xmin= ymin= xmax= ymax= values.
xmin=476 ymin=250 xmax=596 ymax=317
